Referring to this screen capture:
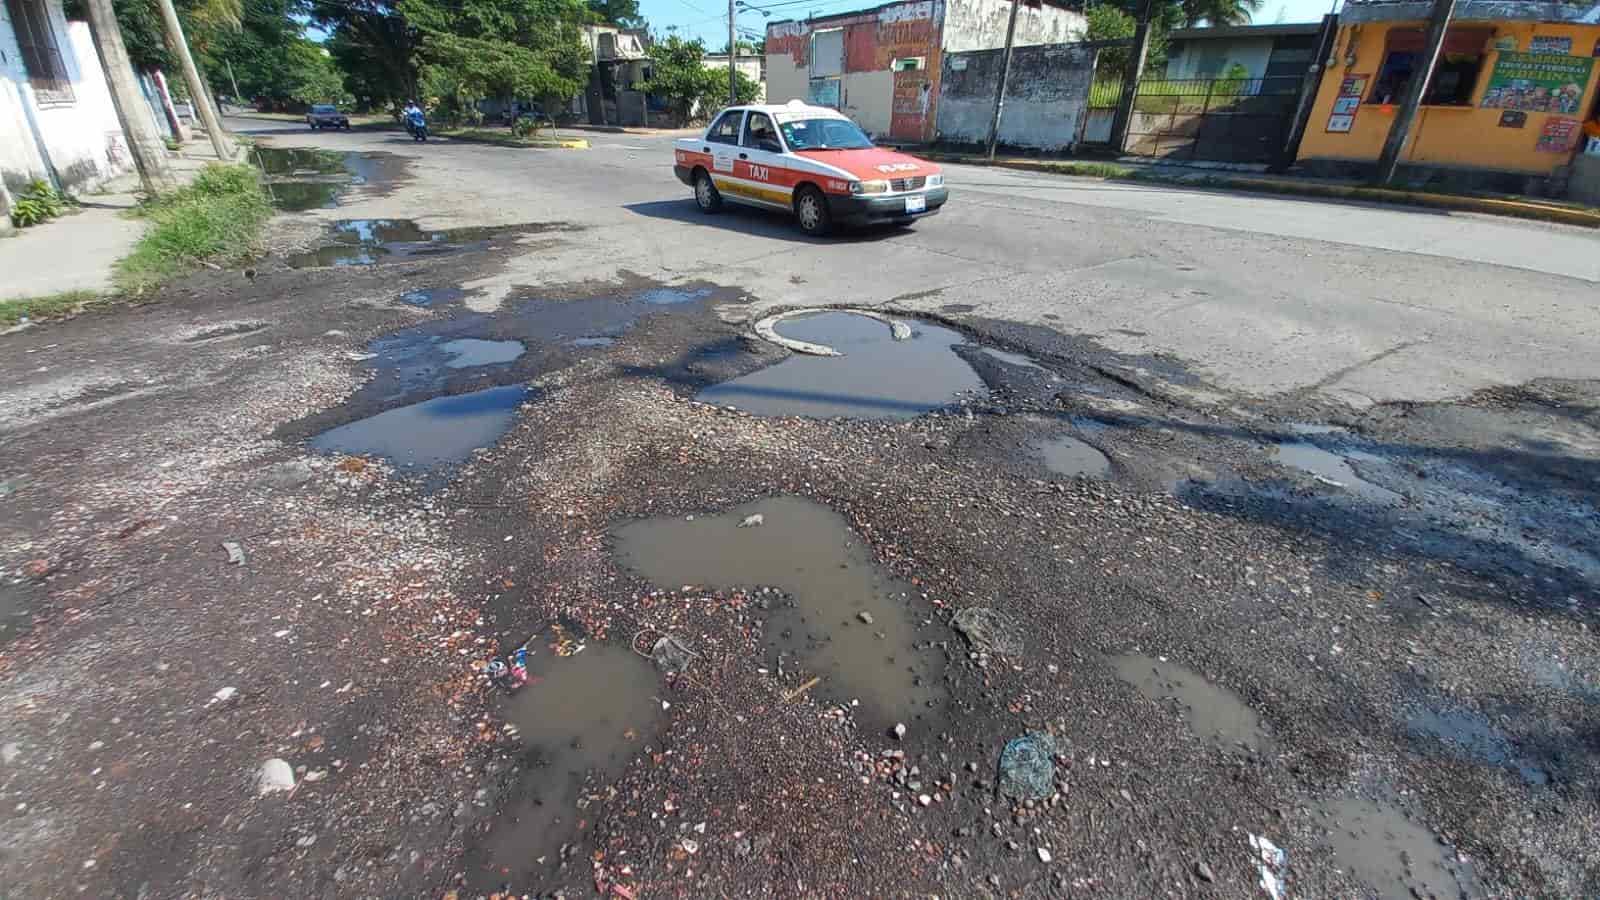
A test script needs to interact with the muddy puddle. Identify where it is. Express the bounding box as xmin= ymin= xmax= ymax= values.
xmin=0 ymin=581 xmax=28 ymax=646
xmin=1113 ymin=654 xmax=1271 ymax=752
xmin=1314 ymin=796 xmax=1476 ymax=900
xmin=1271 ymin=438 xmax=1403 ymax=505
xmin=287 ymin=220 xmax=498 ymax=268
xmin=363 ymin=332 xmax=526 ymax=402
xmin=440 ymin=339 xmax=525 ymax=368
xmin=308 ymin=385 xmax=528 ymax=469
xmin=253 ymin=148 xmax=382 ymax=211
xmin=472 ymin=639 xmax=661 ymax=889
xmin=697 ymin=312 xmax=984 ymax=419
xmin=400 ymin=287 xmax=465 ymax=307
xmin=612 ymin=496 xmax=947 ymax=732
xmin=1408 ymin=705 xmax=1548 ymax=785
xmin=1038 ymin=433 xmax=1111 ymax=478
xmin=638 ymin=287 xmax=713 ymax=305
